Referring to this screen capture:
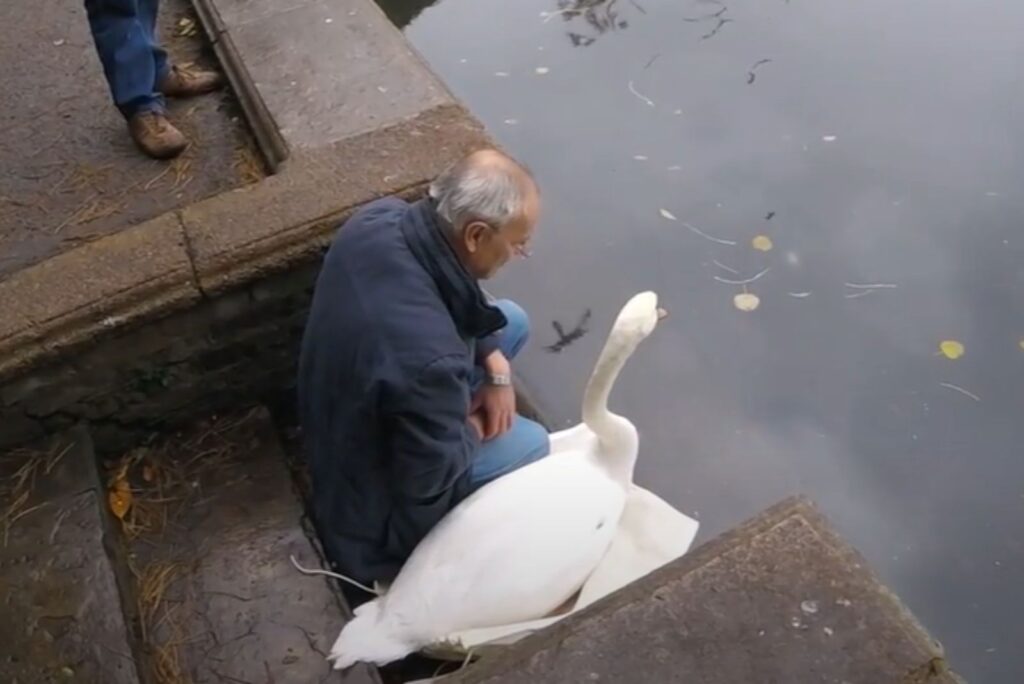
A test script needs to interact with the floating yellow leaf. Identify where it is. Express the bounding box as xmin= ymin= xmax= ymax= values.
xmin=734 ymin=292 xmax=760 ymax=312
xmin=939 ymin=340 xmax=964 ymax=360
xmin=752 ymin=235 xmax=773 ymax=252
